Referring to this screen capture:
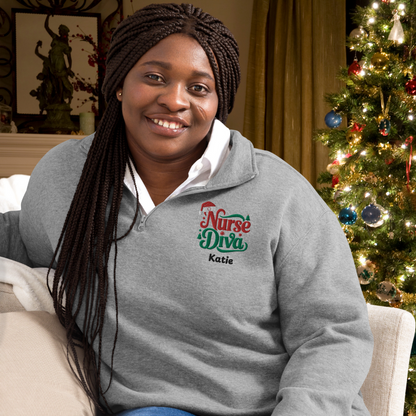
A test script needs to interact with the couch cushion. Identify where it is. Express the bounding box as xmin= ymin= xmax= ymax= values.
xmin=0 ymin=311 xmax=97 ymax=415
